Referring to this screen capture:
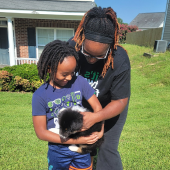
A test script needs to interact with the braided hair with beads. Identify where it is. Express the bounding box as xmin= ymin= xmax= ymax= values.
xmin=37 ymin=40 xmax=79 ymax=83
xmin=73 ymin=6 xmax=127 ymax=78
